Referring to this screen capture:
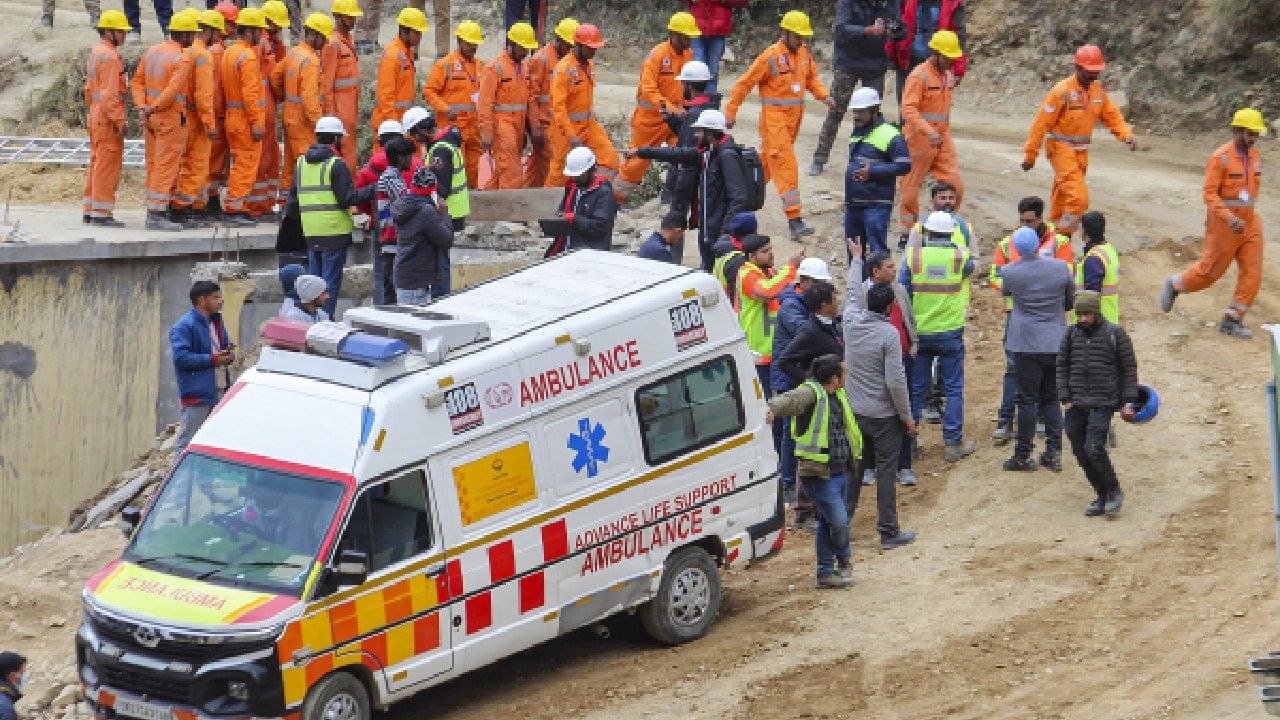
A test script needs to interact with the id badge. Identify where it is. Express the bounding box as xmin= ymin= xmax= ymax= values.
xmin=790 ymin=83 xmax=801 ymax=94
xmin=471 ymin=92 xmax=480 ymax=103
xmin=1241 ymin=190 xmax=1251 ymax=203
